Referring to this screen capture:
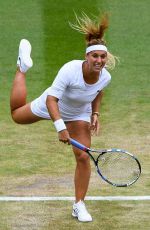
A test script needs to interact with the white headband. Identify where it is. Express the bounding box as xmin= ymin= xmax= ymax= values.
xmin=86 ymin=45 xmax=107 ymax=54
